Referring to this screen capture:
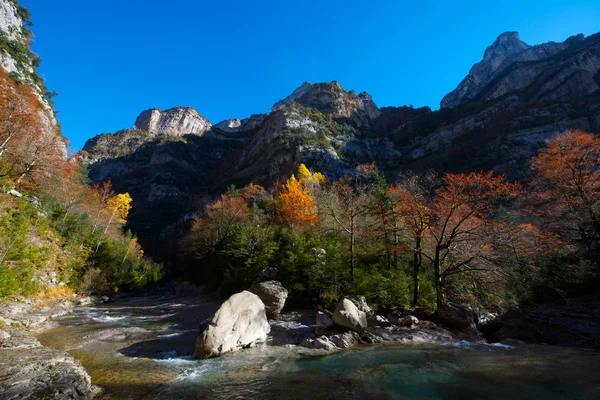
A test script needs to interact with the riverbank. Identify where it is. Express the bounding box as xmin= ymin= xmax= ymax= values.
xmin=0 ymin=296 xmax=109 ymax=399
